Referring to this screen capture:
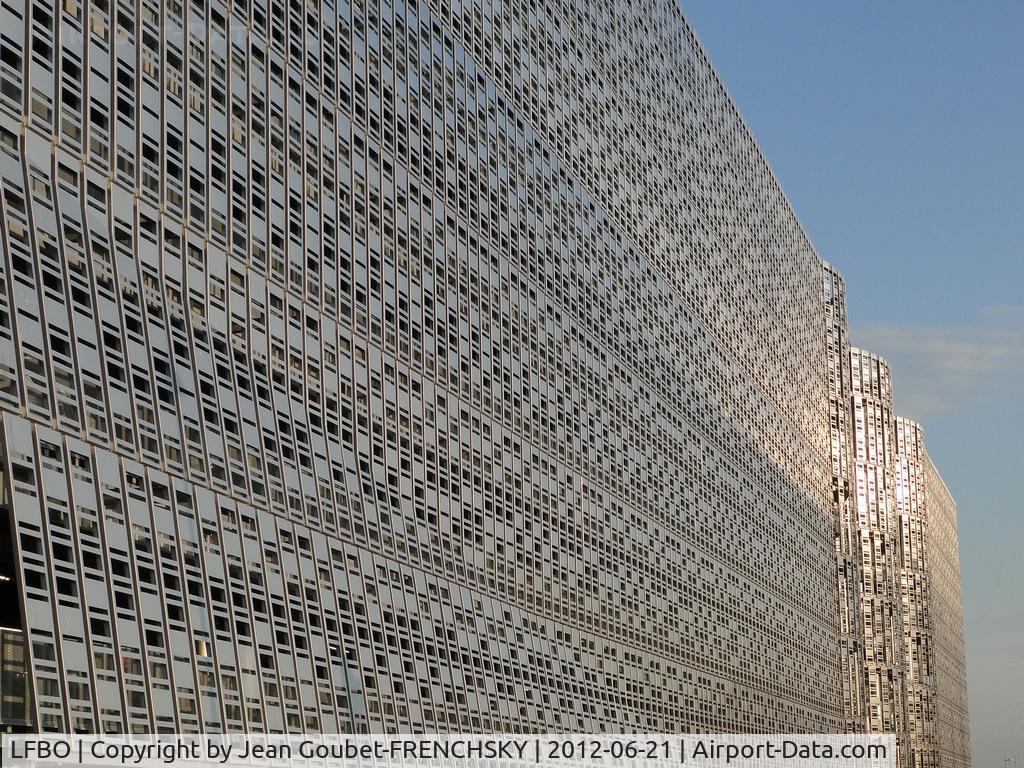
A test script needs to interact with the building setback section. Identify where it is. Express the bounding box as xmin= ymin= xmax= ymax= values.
xmin=922 ymin=454 xmax=971 ymax=768
xmin=842 ymin=353 xmax=971 ymax=768
xmin=848 ymin=349 xmax=908 ymax=744
xmin=0 ymin=0 xmax=840 ymax=734
xmin=893 ymin=418 xmax=934 ymax=768
xmin=822 ymin=264 xmax=867 ymax=735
